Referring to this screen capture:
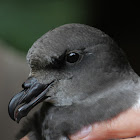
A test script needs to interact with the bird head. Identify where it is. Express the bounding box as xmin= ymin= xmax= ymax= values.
xmin=8 ymin=24 xmax=132 ymax=123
